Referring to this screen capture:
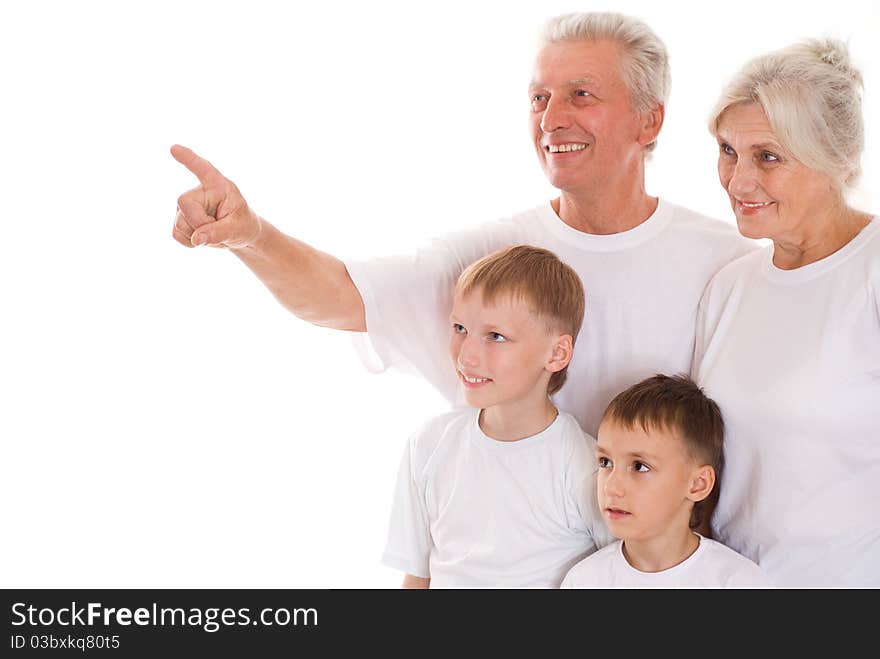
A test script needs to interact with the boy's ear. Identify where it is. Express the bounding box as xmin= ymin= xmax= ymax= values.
xmin=687 ymin=465 xmax=716 ymax=503
xmin=546 ymin=334 xmax=574 ymax=374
